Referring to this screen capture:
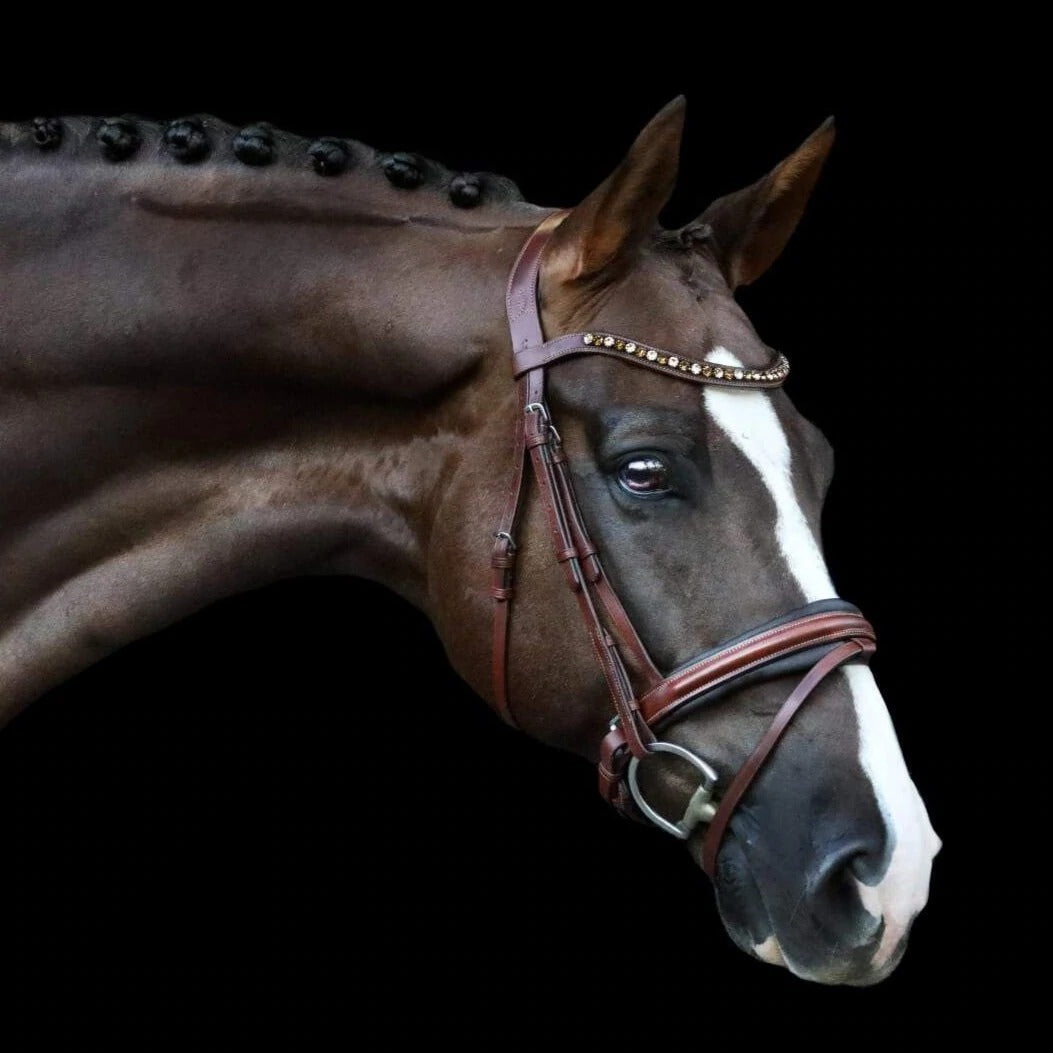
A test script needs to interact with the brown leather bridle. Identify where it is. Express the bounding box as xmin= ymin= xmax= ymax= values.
xmin=490 ymin=213 xmax=876 ymax=877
